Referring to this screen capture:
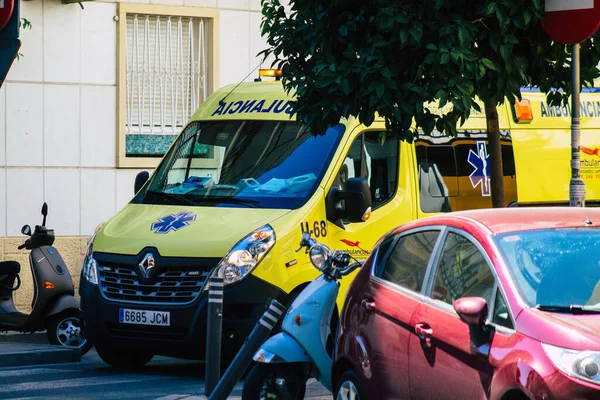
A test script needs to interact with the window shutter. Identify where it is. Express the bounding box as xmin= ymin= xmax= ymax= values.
xmin=125 ymin=14 xmax=209 ymax=135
